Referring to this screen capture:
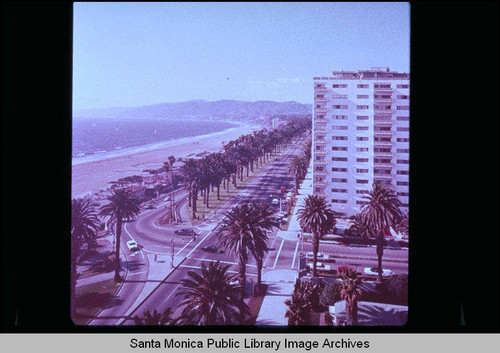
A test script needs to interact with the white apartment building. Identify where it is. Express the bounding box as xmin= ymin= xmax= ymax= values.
xmin=312 ymin=68 xmax=409 ymax=218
